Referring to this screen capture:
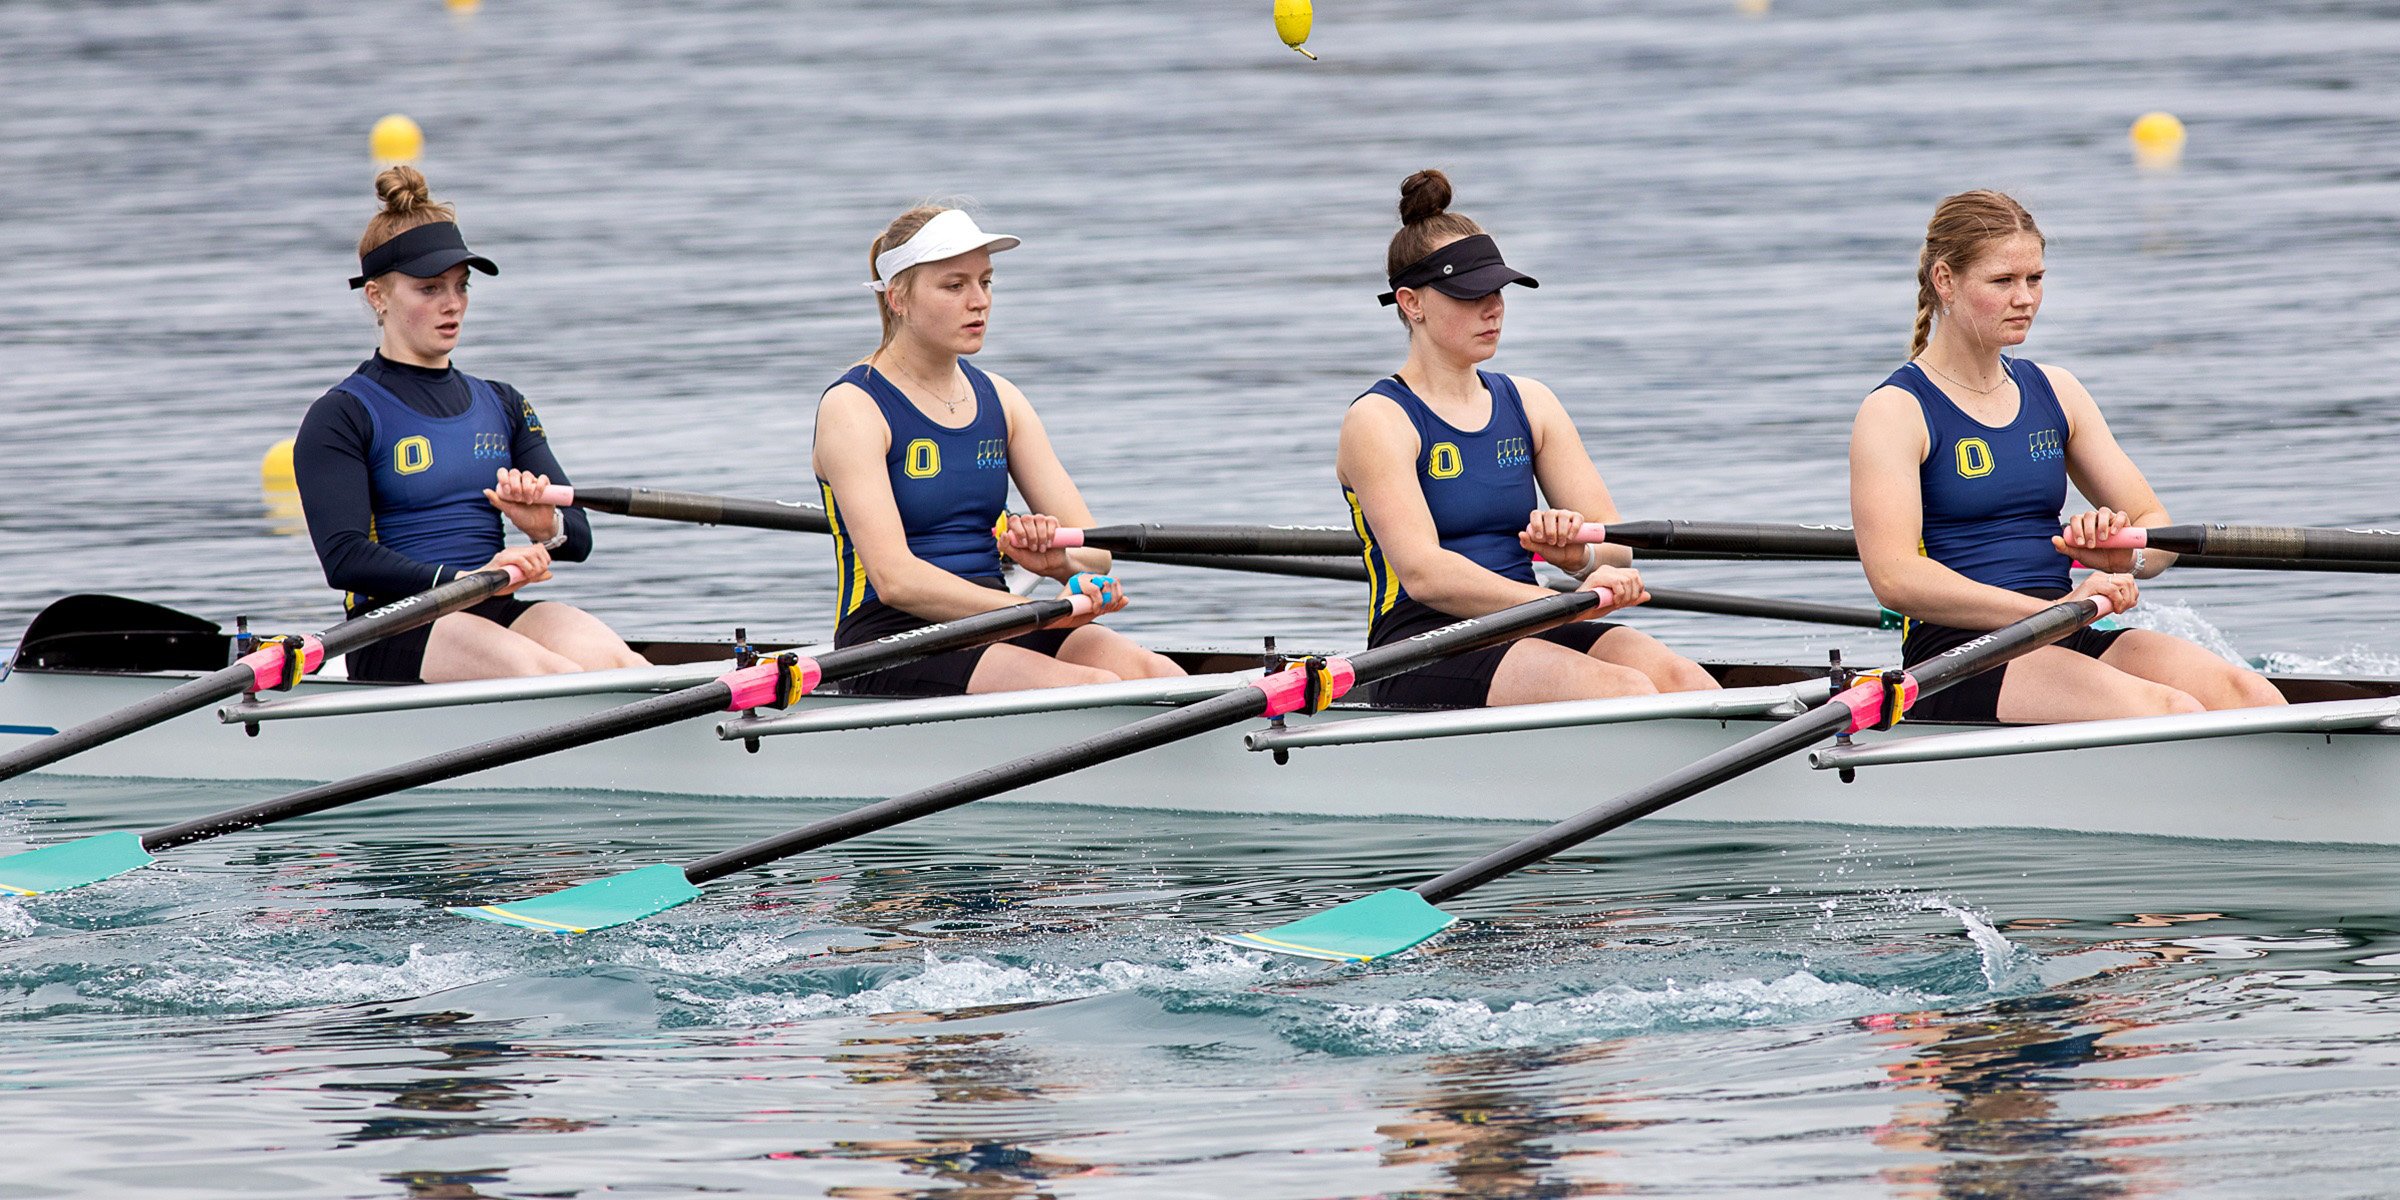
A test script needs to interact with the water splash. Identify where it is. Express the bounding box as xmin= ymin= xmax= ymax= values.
xmin=1312 ymin=972 xmax=1924 ymax=1053
xmin=670 ymin=940 xmax=1269 ymax=1026
xmin=109 ymin=942 xmax=507 ymax=1011
xmin=2258 ymin=646 xmax=2400 ymax=677
xmin=2111 ymin=599 xmax=2249 ymax=664
xmin=0 ymin=899 xmax=33 ymax=938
